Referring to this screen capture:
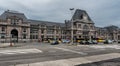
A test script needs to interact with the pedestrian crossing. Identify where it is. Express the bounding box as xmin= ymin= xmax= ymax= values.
xmin=89 ymin=45 xmax=120 ymax=49
xmin=0 ymin=48 xmax=42 ymax=55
